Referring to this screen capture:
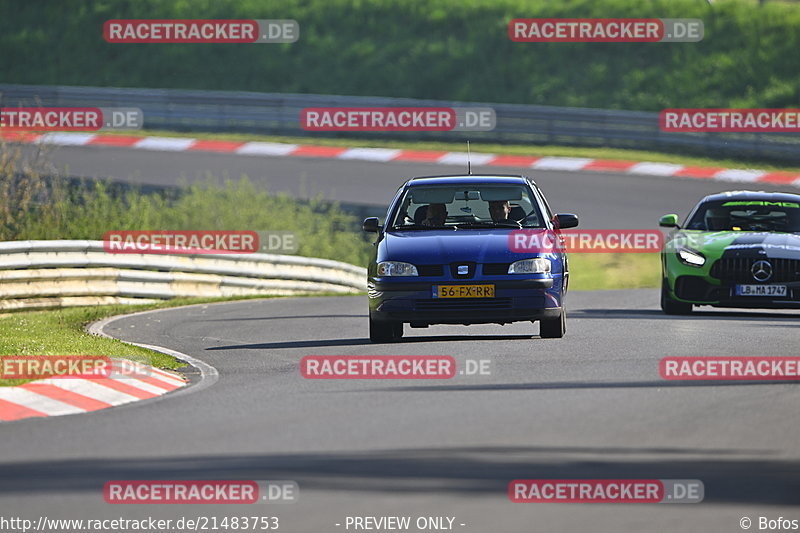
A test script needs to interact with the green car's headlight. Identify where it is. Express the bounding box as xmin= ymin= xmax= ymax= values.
xmin=377 ymin=261 xmax=418 ymax=276
xmin=677 ymin=248 xmax=706 ymax=267
xmin=508 ymin=258 xmax=551 ymax=274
